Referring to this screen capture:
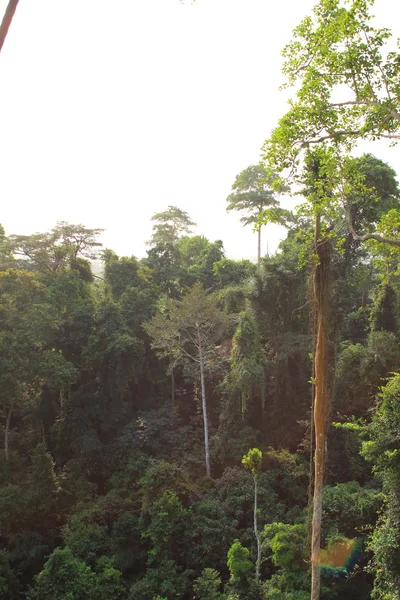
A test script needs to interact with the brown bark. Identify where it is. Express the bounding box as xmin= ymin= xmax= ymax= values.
xmin=5 ymin=405 xmax=13 ymax=461
xmin=0 ymin=0 xmax=20 ymax=54
xmin=311 ymin=215 xmax=331 ymax=600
